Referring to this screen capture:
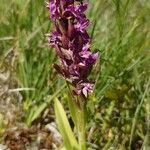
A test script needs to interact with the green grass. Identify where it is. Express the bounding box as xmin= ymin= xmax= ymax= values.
xmin=0 ymin=0 xmax=150 ymax=149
